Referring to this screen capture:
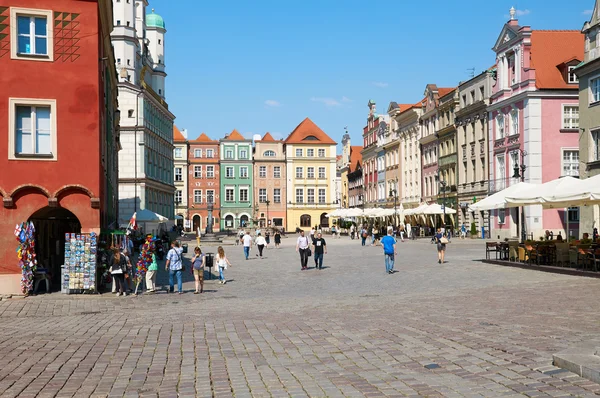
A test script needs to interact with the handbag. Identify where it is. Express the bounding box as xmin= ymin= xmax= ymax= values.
xmin=440 ymin=237 xmax=449 ymax=244
xmin=307 ymin=248 xmax=312 ymax=257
